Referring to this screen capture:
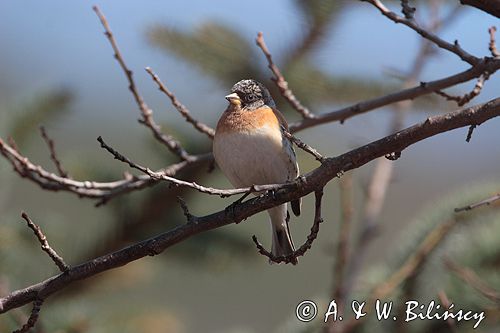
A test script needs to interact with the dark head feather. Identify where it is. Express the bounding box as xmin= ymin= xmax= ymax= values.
xmin=230 ymin=79 xmax=275 ymax=110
